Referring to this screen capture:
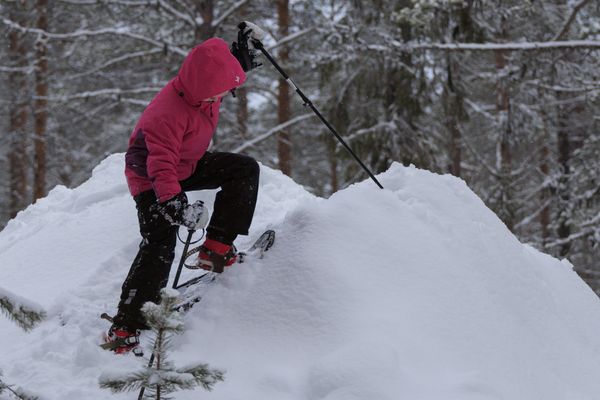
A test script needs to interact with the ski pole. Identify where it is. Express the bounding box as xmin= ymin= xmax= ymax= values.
xmin=172 ymin=228 xmax=196 ymax=289
xmin=137 ymin=228 xmax=195 ymax=400
xmin=246 ymin=28 xmax=384 ymax=189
